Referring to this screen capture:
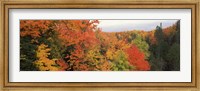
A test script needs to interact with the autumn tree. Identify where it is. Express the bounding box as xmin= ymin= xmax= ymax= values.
xmin=34 ymin=44 xmax=60 ymax=71
xmin=34 ymin=44 xmax=68 ymax=71
xmin=130 ymin=33 xmax=150 ymax=59
xmin=126 ymin=45 xmax=150 ymax=71
xmin=110 ymin=50 xmax=134 ymax=71
xmin=20 ymin=20 xmax=54 ymax=71
xmin=20 ymin=20 xmax=52 ymax=38
xmin=53 ymin=20 xmax=112 ymax=71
